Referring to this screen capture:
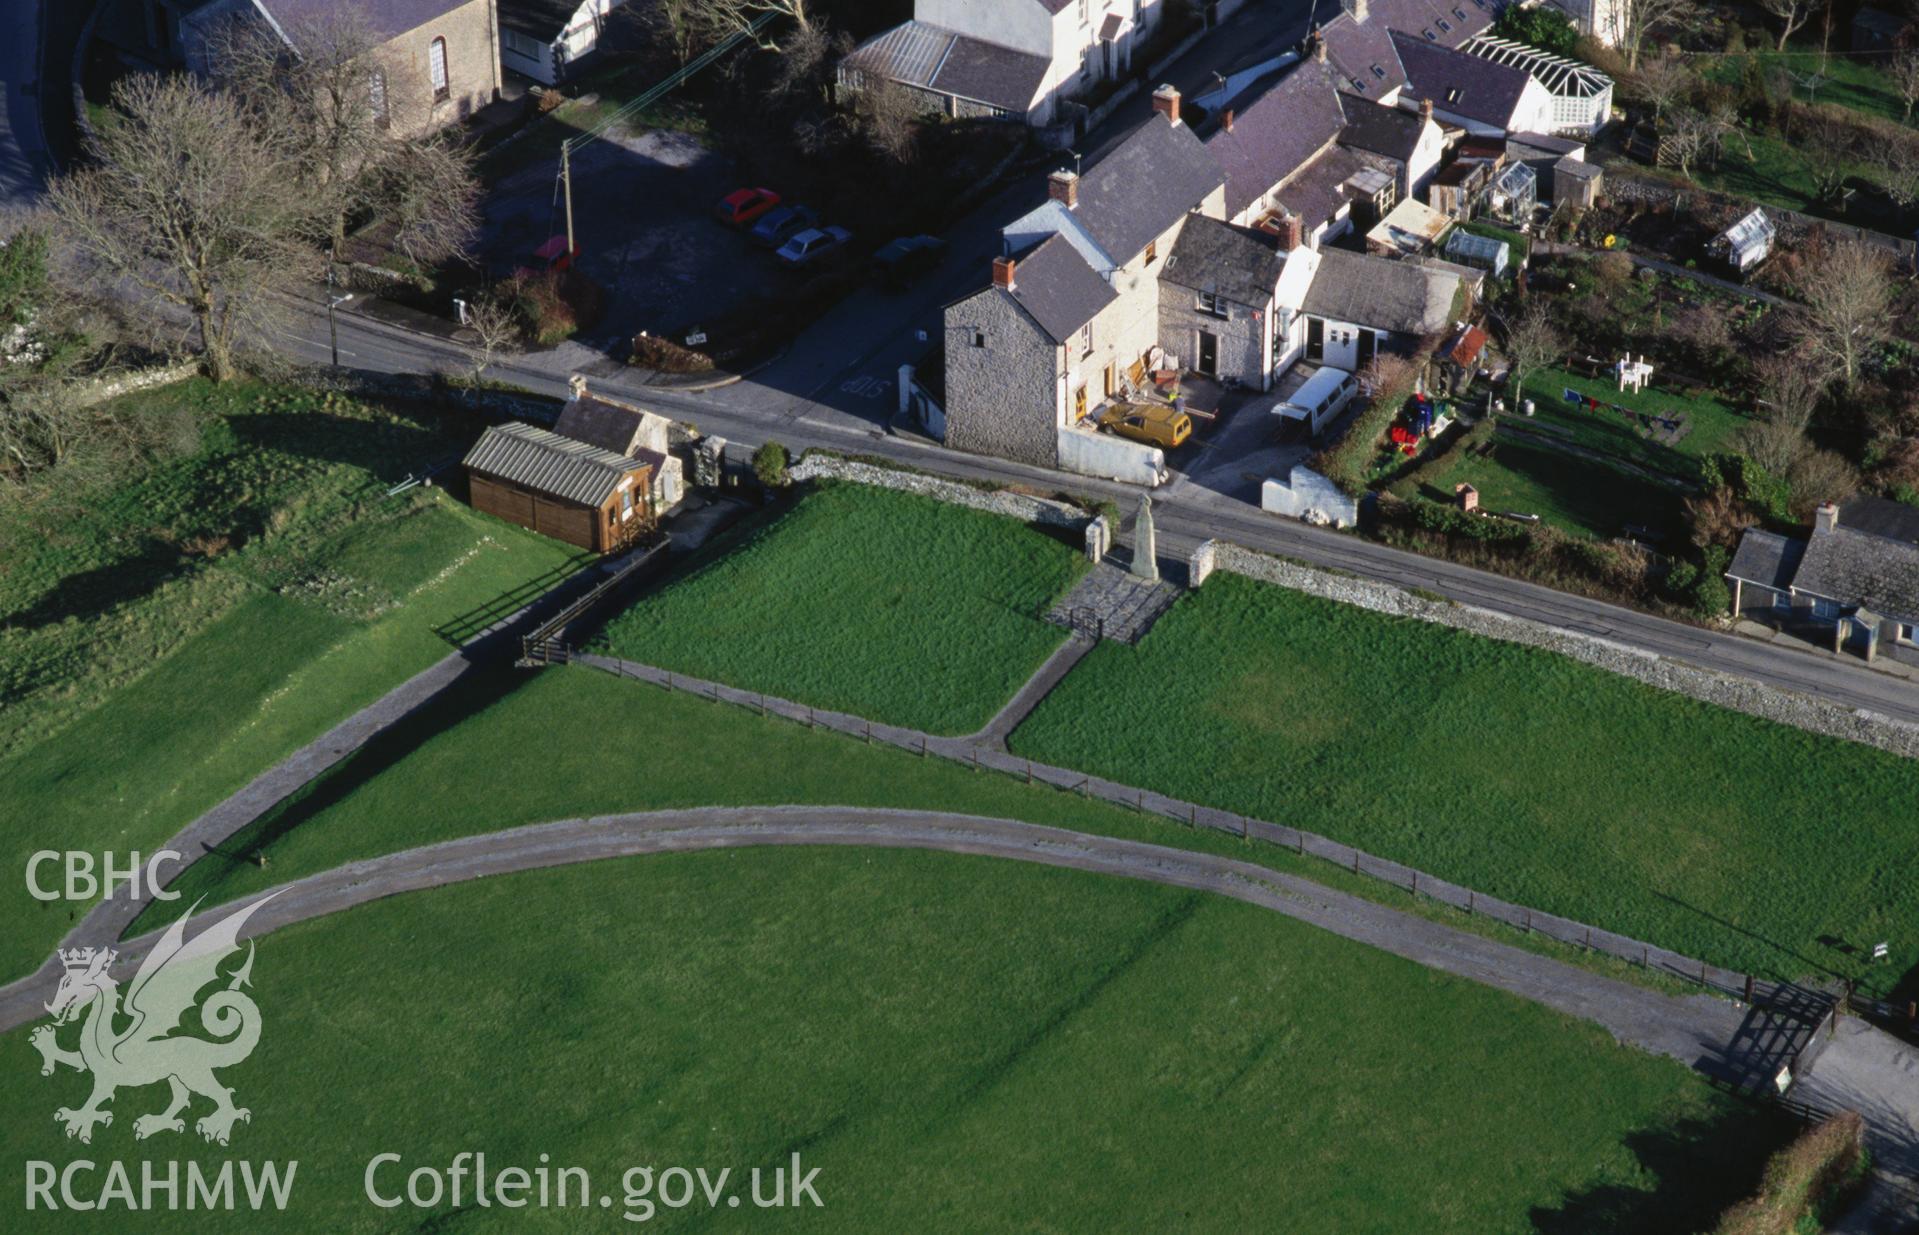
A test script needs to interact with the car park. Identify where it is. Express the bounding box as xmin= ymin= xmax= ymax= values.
xmin=776 ymin=225 xmax=853 ymax=266
xmin=873 ymin=234 xmax=948 ymax=288
xmin=750 ymin=204 xmax=819 ymax=249
xmin=714 ymin=187 xmax=781 ymax=227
